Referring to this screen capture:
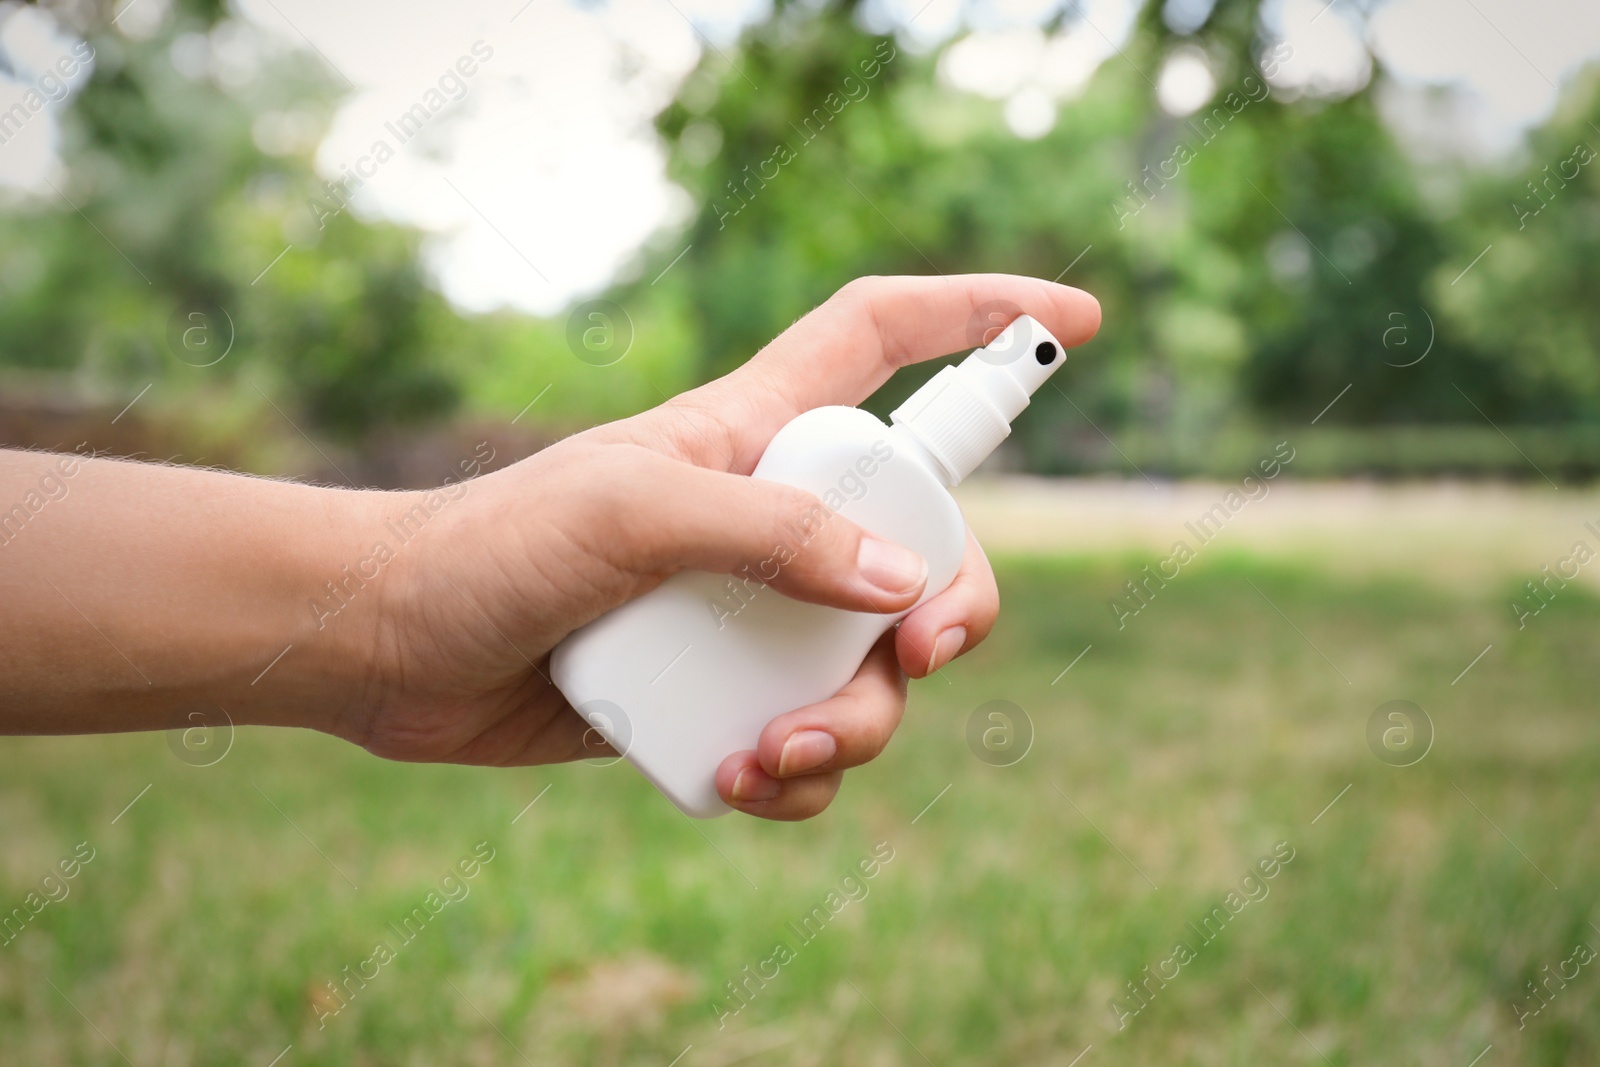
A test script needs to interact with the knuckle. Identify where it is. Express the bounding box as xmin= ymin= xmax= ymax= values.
xmin=765 ymin=480 xmax=819 ymax=516
xmin=827 ymin=276 xmax=896 ymax=365
xmin=663 ymin=393 xmax=739 ymax=460
xmin=758 ymin=483 xmax=836 ymax=557
xmin=794 ymin=800 xmax=831 ymax=822
xmin=832 ymin=275 xmax=883 ymax=304
xmin=581 ymin=446 xmax=669 ymax=560
xmin=790 ymin=776 xmax=842 ymax=820
xmin=850 ymin=699 xmax=899 ymax=763
xmin=825 ymin=273 xmax=889 ymax=319
xmin=959 ymin=572 xmax=1002 ymax=631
